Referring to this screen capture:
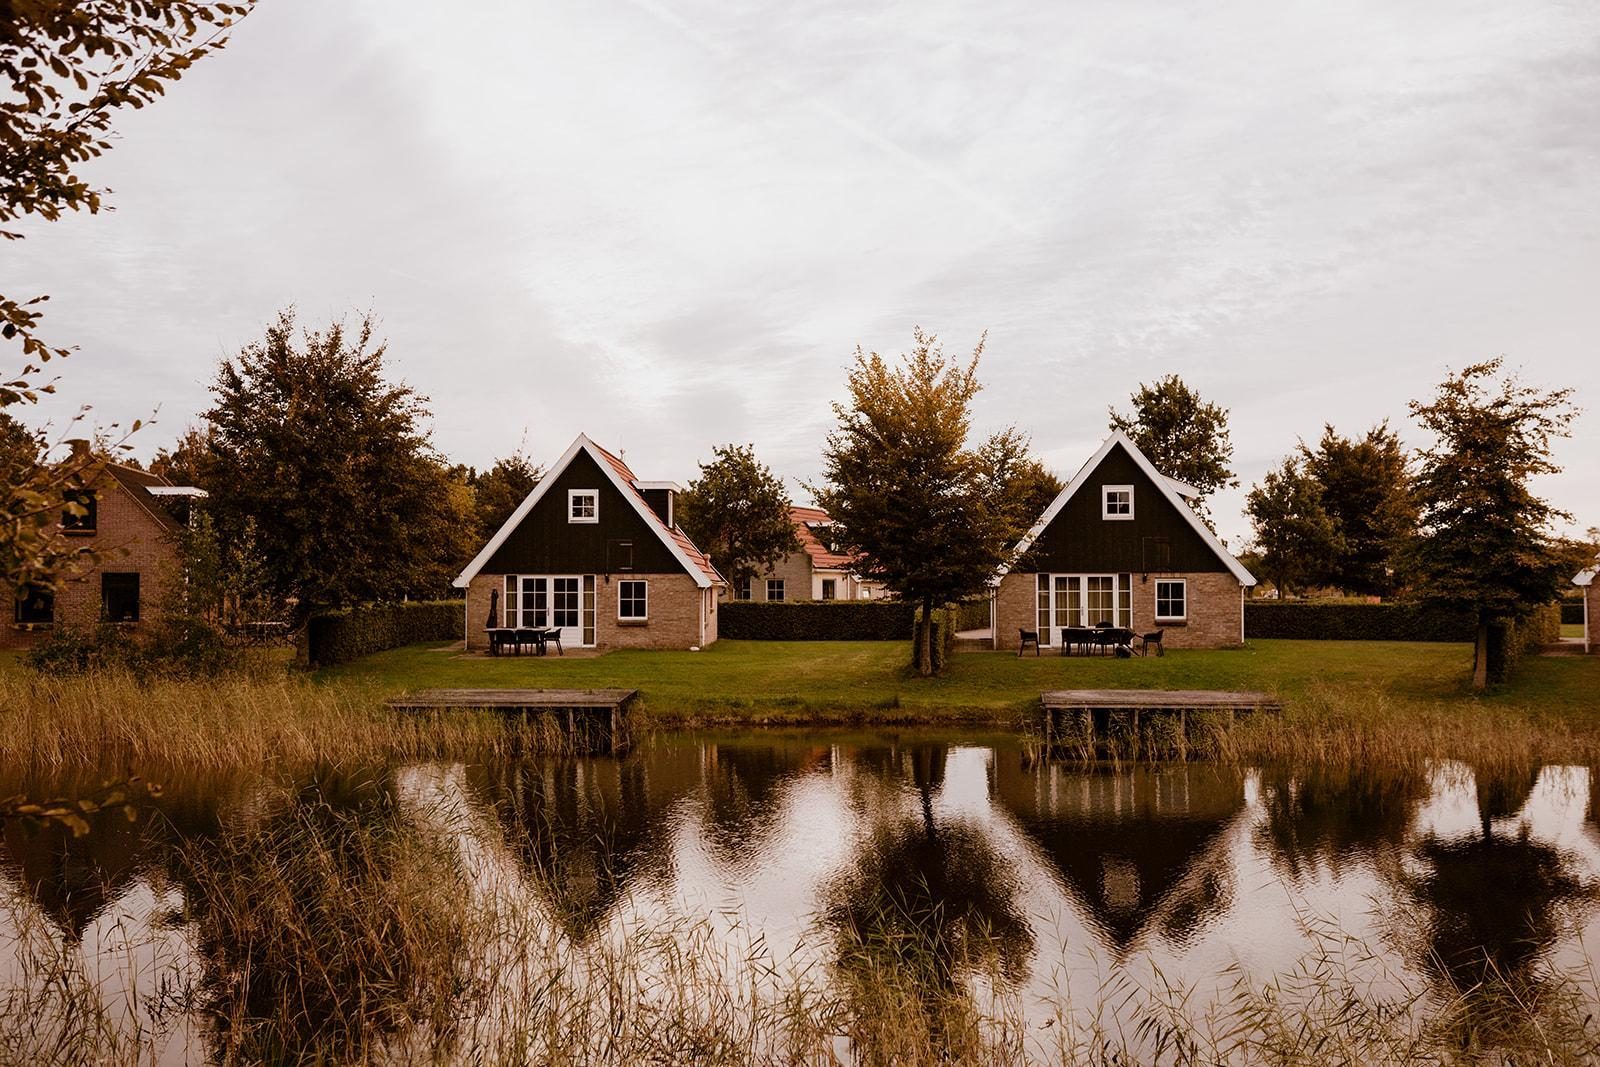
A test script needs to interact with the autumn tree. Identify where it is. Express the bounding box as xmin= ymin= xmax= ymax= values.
xmin=1245 ymin=455 xmax=1343 ymax=599
xmin=148 ymin=425 xmax=215 ymax=488
xmin=1108 ymin=375 xmax=1236 ymax=524
xmin=814 ymin=329 xmax=1023 ymax=675
xmin=1405 ymin=359 xmax=1577 ymax=690
xmin=470 ymin=451 xmax=542 ymax=541
xmin=1299 ymin=422 xmax=1416 ymax=596
xmin=203 ymin=309 xmax=473 ymax=623
xmin=976 ymin=426 xmax=1063 ymax=536
xmin=1 ymin=1 xmax=250 ymax=595
xmin=678 ymin=444 xmax=800 ymax=590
